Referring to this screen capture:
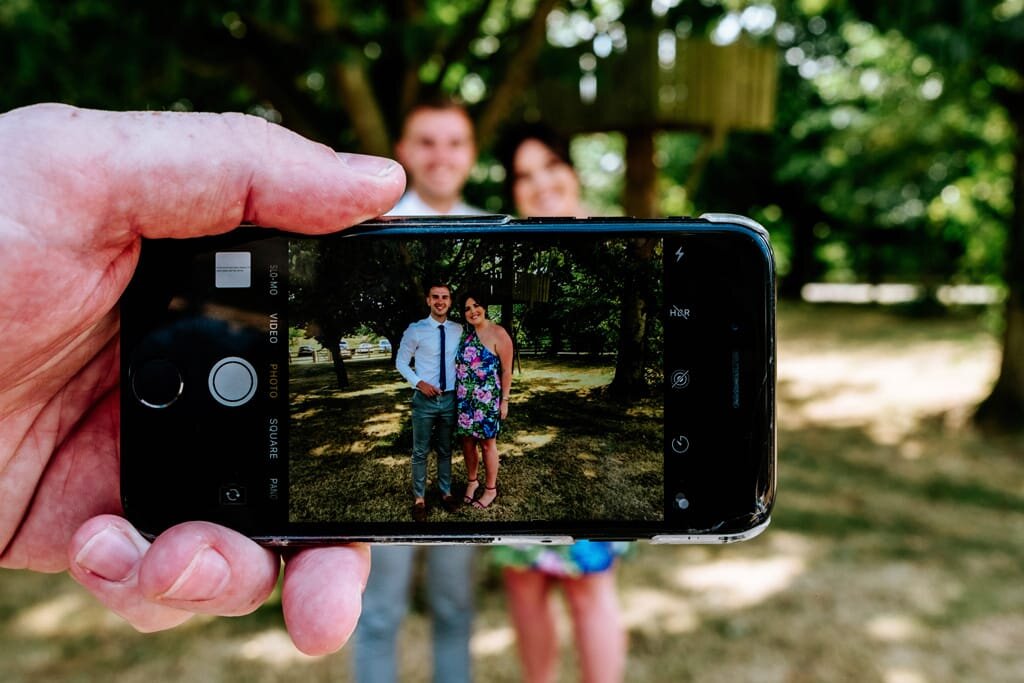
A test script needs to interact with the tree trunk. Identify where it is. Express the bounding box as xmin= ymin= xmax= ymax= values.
xmin=609 ymin=278 xmax=647 ymax=396
xmin=778 ymin=219 xmax=816 ymax=299
xmin=624 ymin=128 xmax=658 ymax=218
xmin=609 ymin=131 xmax=659 ymax=398
xmin=976 ymin=289 xmax=1024 ymax=429
xmin=329 ymin=345 xmax=350 ymax=390
xmin=976 ymin=96 xmax=1024 ymax=431
xmin=501 ymin=242 xmax=515 ymax=331
xmin=610 ymin=237 xmax=657 ymax=398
